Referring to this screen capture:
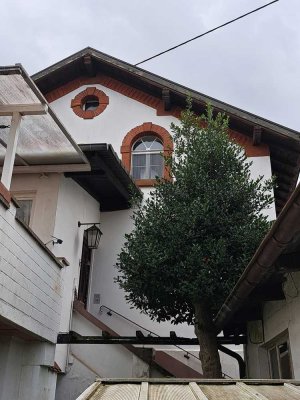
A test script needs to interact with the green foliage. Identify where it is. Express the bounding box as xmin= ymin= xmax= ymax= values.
xmin=116 ymin=103 xmax=274 ymax=325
